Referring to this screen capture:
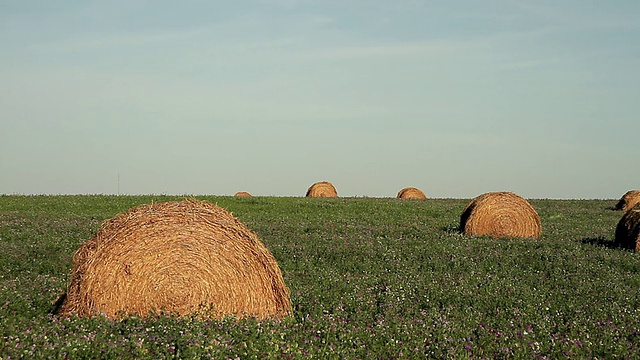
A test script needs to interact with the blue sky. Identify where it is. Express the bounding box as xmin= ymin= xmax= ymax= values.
xmin=1 ymin=0 xmax=638 ymax=198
